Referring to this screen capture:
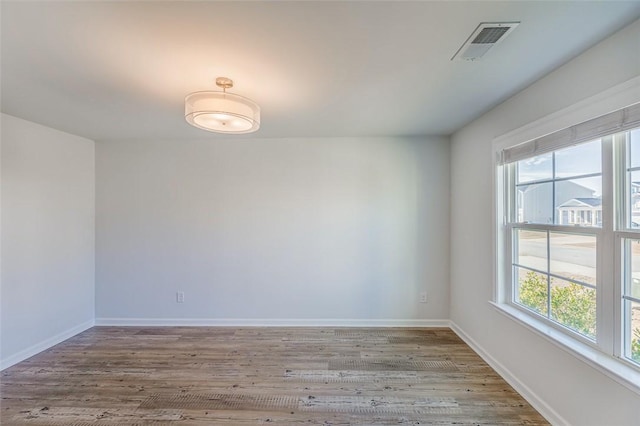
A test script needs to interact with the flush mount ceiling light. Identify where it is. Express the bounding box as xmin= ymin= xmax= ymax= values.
xmin=185 ymin=77 xmax=260 ymax=134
